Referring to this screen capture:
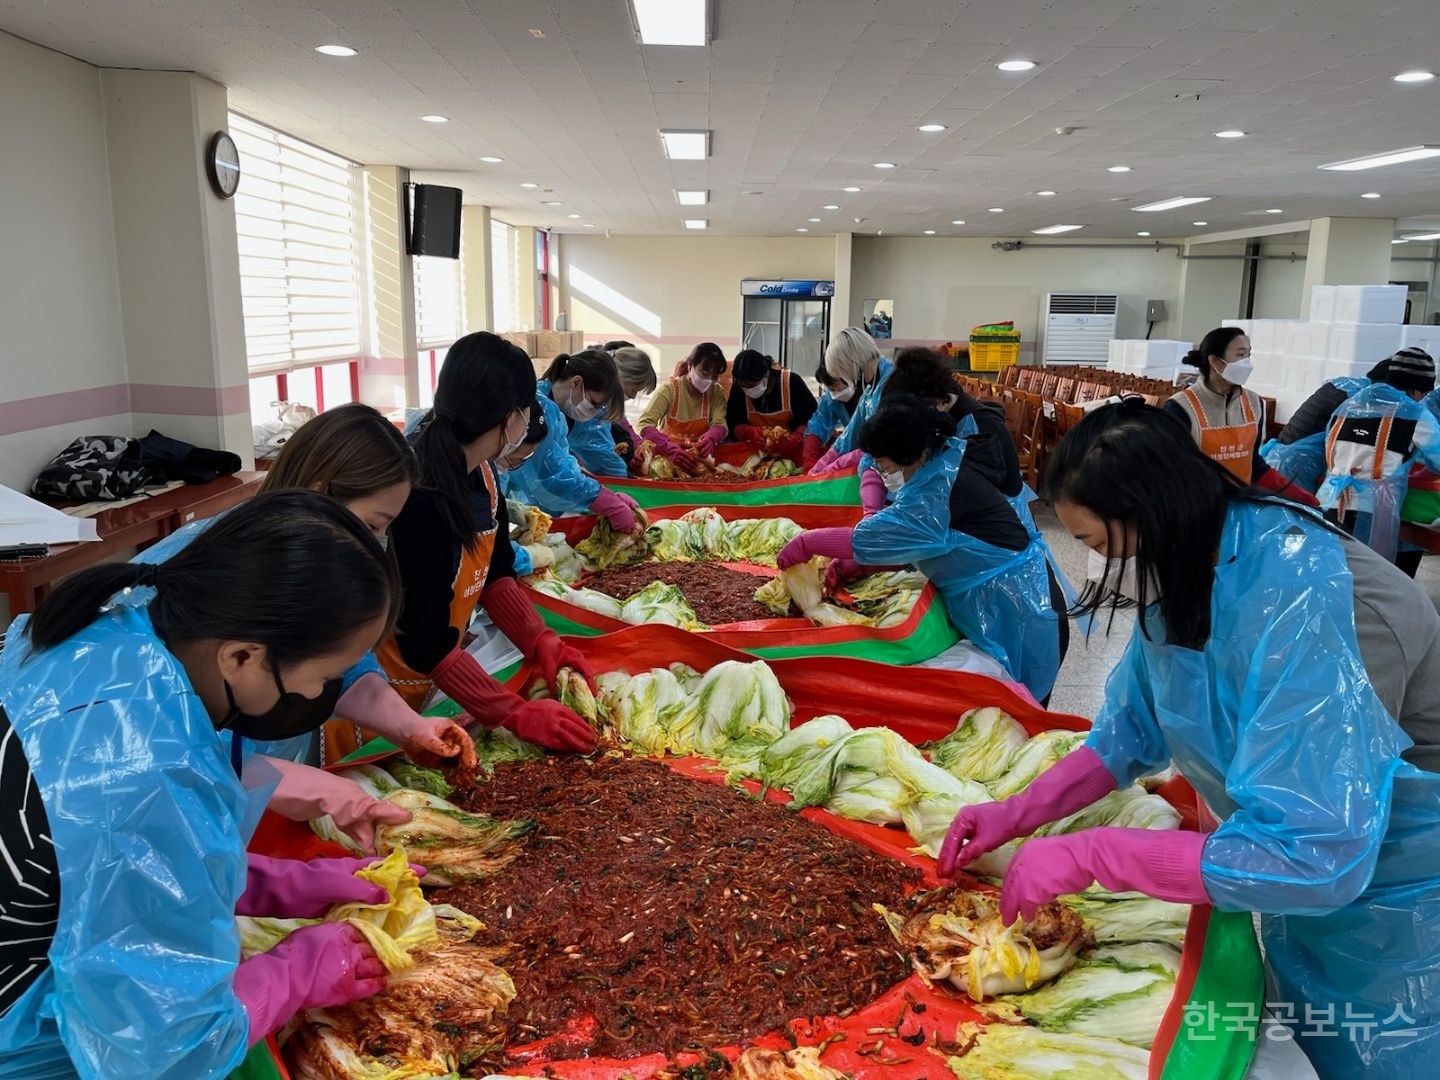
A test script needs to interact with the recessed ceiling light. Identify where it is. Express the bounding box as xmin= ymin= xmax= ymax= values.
xmin=997 ymin=60 xmax=1036 ymax=72
xmin=683 ymin=218 xmax=708 ymax=229
xmin=853 ymin=217 xmax=865 ymax=224
xmin=1032 ymin=224 xmax=1084 ymax=234
xmin=541 ymin=200 xmax=562 ymax=206
xmin=582 ymin=223 xmax=596 ymax=228
xmin=987 ymin=207 xmax=1005 ymax=213
xmin=1132 ymin=196 xmax=1212 ymax=212
xmin=1266 ymin=208 xmax=1283 ymax=214
xmin=917 ymin=123 xmax=947 ymax=132
xmin=1320 ymin=145 xmax=1440 ymax=171
xmin=660 ymin=129 xmax=710 ymax=160
xmin=742 ymin=190 xmax=765 ymax=195
xmin=676 ymin=189 xmax=709 ymax=205
xmin=1192 ymin=221 xmax=1209 ymax=226
xmin=1394 ymin=70 xmax=1435 ymax=83
xmin=315 ymin=44 xmax=357 ymax=57
xmin=796 ymin=227 xmax=809 ymax=232
xmin=1035 ymin=190 xmax=1057 ymax=196
xmin=872 ymin=161 xmax=896 ymax=169
xmin=1394 ymin=239 xmax=1410 ymax=245
xmin=951 ymin=219 xmax=966 ymax=225
xmin=1362 ymin=192 xmax=1383 ymax=199
xmin=567 ymin=213 xmax=581 ymax=219
xmin=631 ymin=0 xmax=708 ymax=47
xmin=843 ymin=186 xmax=862 ymax=193
xmin=823 ymin=204 xmax=840 ymax=210
xmin=421 ymin=115 xmax=449 ymax=123
xmin=923 ymin=229 xmax=936 ymax=235
xmin=1107 ymin=165 xmax=1132 ymax=173
xmin=808 ymin=217 xmax=822 ymax=222
xmin=1137 ymin=231 xmax=1152 ymax=237
xmin=1214 ymin=129 xmax=1246 ymax=139
xmin=480 ymin=155 xmax=504 ymax=164
xmin=1404 ymin=231 xmax=1440 ymax=241
xmin=520 ymin=182 xmax=539 ymax=189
